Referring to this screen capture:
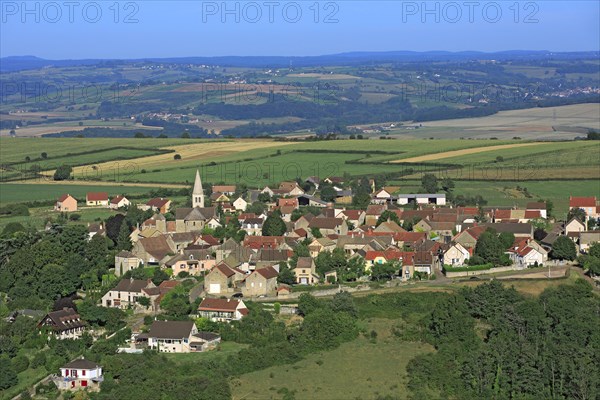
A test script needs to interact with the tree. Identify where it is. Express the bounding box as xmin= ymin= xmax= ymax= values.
xmin=376 ymin=210 xmax=401 ymax=227
xmin=352 ymin=192 xmax=371 ymax=209
xmin=134 ymin=132 xmax=146 ymax=138
xmin=421 ymin=173 xmax=438 ymax=193
xmin=330 ymin=292 xmax=358 ymax=318
xmin=498 ymin=232 xmax=515 ymax=250
xmin=181 ymin=132 xmax=191 ymax=139
xmin=151 ymin=269 xmax=170 ymax=286
xmin=441 ymin=178 xmax=455 ymax=192
xmin=137 ymin=296 xmax=151 ymax=308
xmin=371 ymin=262 xmax=398 ymax=281
xmin=567 ymin=207 xmax=586 ymax=222
xmin=85 ymin=234 xmax=110 ymax=268
xmin=53 ymin=164 xmax=73 ymax=181
xmin=474 ymin=230 xmax=505 ymax=265
xmin=320 ymin=186 xmax=336 ymax=202
xmin=0 ymin=358 xmax=18 ymax=389
xmin=41 ymin=152 xmax=48 ymax=159
xmin=2 ymin=222 xmax=25 ymax=237
xmin=277 ymin=264 xmax=296 ymax=285
xmin=551 ymin=236 xmax=576 ymax=260
xmin=262 ymin=212 xmax=286 ymax=236
xmin=105 ymin=214 xmax=126 ymax=242
xmin=310 ymin=227 xmax=322 ymax=238
xmin=246 ymin=201 xmax=266 ymax=215
xmin=297 ymin=293 xmax=324 ymax=317
xmin=116 ymin=222 xmax=132 ymax=251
